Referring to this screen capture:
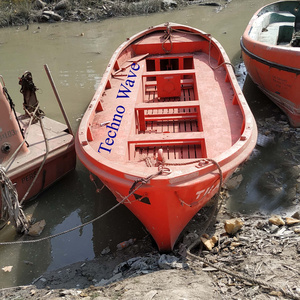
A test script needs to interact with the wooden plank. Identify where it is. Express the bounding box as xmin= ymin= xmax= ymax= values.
xmin=144 ymin=70 xmax=195 ymax=77
xmin=128 ymin=131 xmax=204 ymax=143
xmin=182 ymin=145 xmax=189 ymax=159
xmin=136 ymin=100 xmax=199 ymax=110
